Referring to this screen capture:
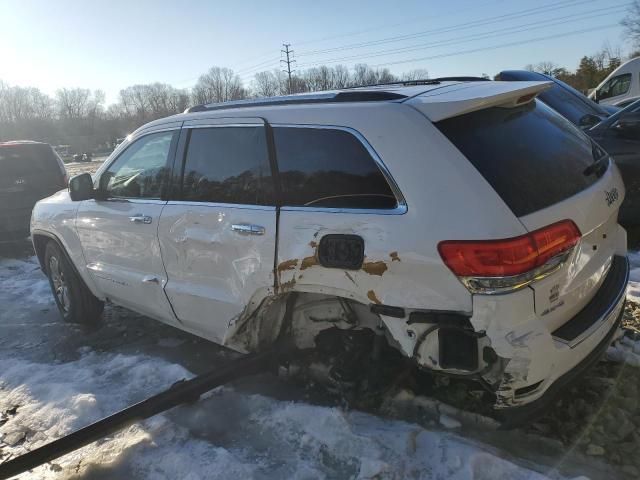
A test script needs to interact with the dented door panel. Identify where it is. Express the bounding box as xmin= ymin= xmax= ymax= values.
xmin=159 ymin=203 xmax=276 ymax=343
